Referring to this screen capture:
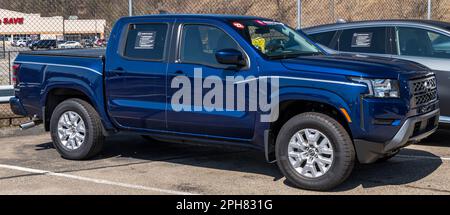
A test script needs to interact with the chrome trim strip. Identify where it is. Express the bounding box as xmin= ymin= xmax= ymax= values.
xmin=234 ymin=76 xmax=367 ymax=87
